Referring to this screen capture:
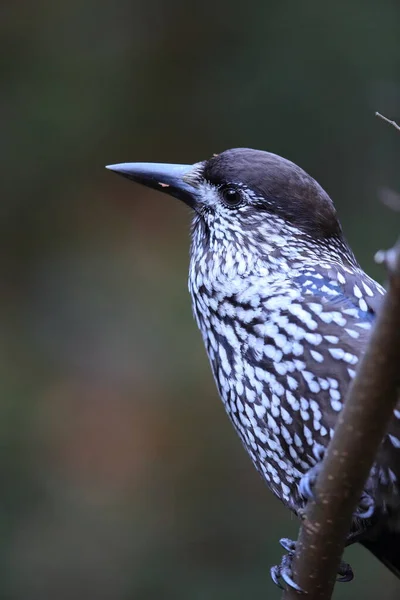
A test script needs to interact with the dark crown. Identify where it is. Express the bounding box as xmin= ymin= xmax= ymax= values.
xmin=202 ymin=148 xmax=342 ymax=239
